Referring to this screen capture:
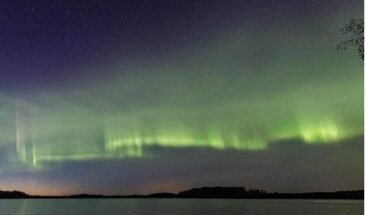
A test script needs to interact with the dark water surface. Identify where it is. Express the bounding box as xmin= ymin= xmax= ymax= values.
xmin=0 ymin=199 xmax=363 ymax=215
